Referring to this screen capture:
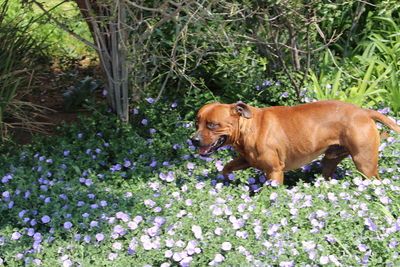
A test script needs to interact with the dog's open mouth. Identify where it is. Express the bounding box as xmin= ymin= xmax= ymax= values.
xmin=198 ymin=135 xmax=227 ymax=156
